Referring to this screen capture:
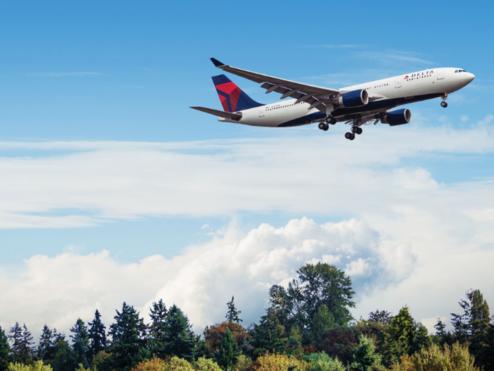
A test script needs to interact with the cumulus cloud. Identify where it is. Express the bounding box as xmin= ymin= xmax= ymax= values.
xmin=0 ymin=117 xmax=493 ymax=334
xmin=0 ymin=218 xmax=398 ymax=334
